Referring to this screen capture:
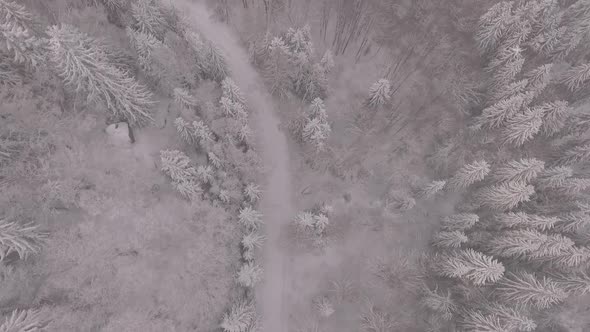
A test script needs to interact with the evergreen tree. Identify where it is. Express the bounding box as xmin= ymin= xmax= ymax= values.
xmin=441 ymin=213 xmax=480 ymax=231
xmin=459 ymin=310 xmax=509 ymax=332
xmin=447 ymin=160 xmax=490 ymax=191
xmin=0 ymin=218 xmax=47 ymax=262
xmin=174 ymin=117 xmax=195 ymax=144
xmin=555 ymin=210 xmax=590 ymax=234
xmin=313 ymin=213 xmax=329 ymax=235
xmin=302 ymin=116 xmax=331 ymax=151
xmin=196 ymin=165 xmax=214 ymax=184
xmin=0 ymin=0 xmax=44 ymax=69
xmin=535 ymin=166 xmax=573 ymax=190
xmin=159 ymin=150 xmax=198 ymax=183
xmin=491 ymin=158 xmax=545 ymax=184
xmin=294 ymin=211 xmax=315 ymax=230
xmin=220 ymin=300 xmax=256 ymax=332
xmin=48 ymin=25 xmax=155 ymax=126
xmin=432 ymin=230 xmax=468 ymax=249
xmin=562 ymin=63 xmax=590 ymax=91
xmin=203 ymin=40 xmax=229 ymax=82
xmin=475 ymin=1 xmax=516 ymax=53
xmin=496 ymin=271 xmax=567 ymax=309
xmin=495 ymin=212 xmax=558 ymax=231
xmin=525 ymin=63 xmax=553 ymax=96
xmin=491 ymin=78 xmax=528 ymax=103
xmin=307 ymin=97 xmax=328 ymax=122
xmin=486 ymin=229 xmax=574 ymax=260
xmin=192 ymin=120 xmax=214 ymax=146
xmin=554 ymin=271 xmax=590 ymax=296
xmin=475 ymin=181 xmax=534 ymax=211
xmin=208 ymin=151 xmax=223 ymax=169
xmin=238 ymin=206 xmax=263 ymax=230
xmin=491 ymin=47 xmax=525 ymax=91
xmin=236 ymin=262 xmax=263 ymax=288
xmin=222 ymin=77 xmax=246 ymax=105
xmin=475 ymin=93 xmax=526 ymax=129
xmin=243 ymin=183 xmax=262 ymax=203
xmin=484 ymin=303 xmax=536 ymax=332
xmin=554 ymin=142 xmax=590 ymax=166
xmin=264 ymin=36 xmax=290 ymax=98
xmin=420 ymin=286 xmax=457 ymax=321
xmin=130 ymin=0 xmax=166 ymax=40
xmin=417 ymin=180 xmax=447 ymax=199
xmin=499 ymin=106 xmax=544 ymax=147
xmin=241 ymin=230 xmax=265 ymax=253
xmin=540 ymin=100 xmax=571 ymax=137
xmin=0 ymin=308 xmax=49 ymax=332
xmin=319 ymin=49 xmax=335 ymax=74
xmin=173 ymin=87 xmax=199 ymax=110
xmin=435 ymin=249 xmax=505 ymax=285
xmin=366 ymin=78 xmax=391 ymax=108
